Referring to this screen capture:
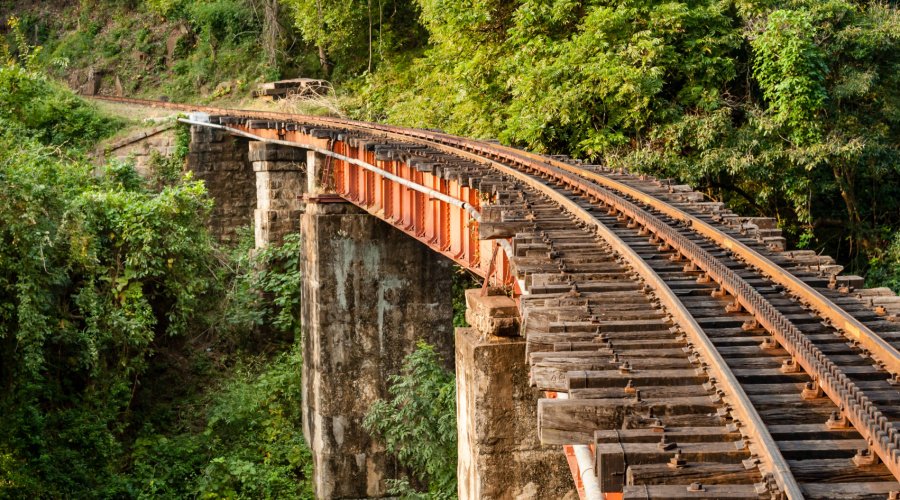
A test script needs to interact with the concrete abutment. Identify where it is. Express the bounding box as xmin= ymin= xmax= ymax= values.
xmin=456 ymin=293 xmax=575 ymax=500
